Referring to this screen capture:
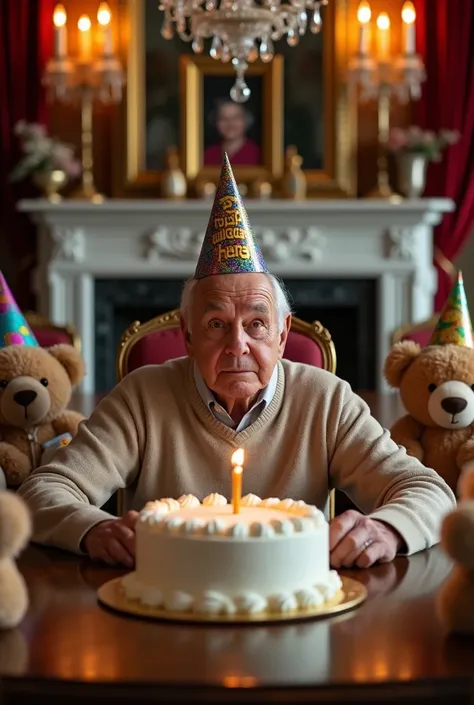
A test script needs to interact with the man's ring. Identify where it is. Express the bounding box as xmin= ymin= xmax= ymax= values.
xmin=363 ymin=538 xmax=373 ymax=550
